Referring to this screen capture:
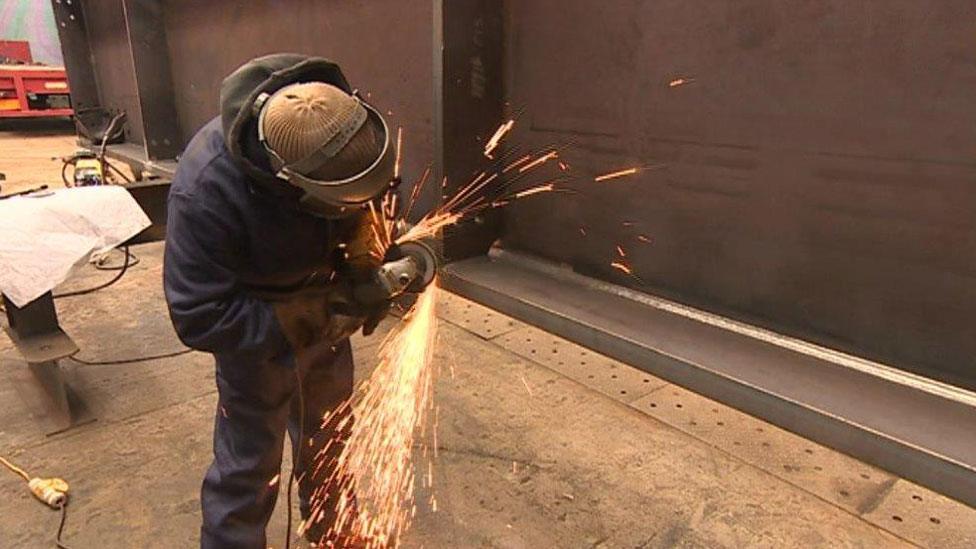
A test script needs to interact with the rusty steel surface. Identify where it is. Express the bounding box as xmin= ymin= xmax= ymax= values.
xmin=442 ymin=253 xmax=976 ymax=508
xmin=499 ymin=0 xmax=976 ymax=388
xmin=160 ymin=0 xmax=434 ymax=192
xmin=443 ymin=288 xmax=976 ymax=548
xmin=81 ymin=0 xmax=145 ymax=146
xmin=437 ymin=290 xmax=524 ymax=340
xmin=123 ymin=0 xmax=182 ymax=160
